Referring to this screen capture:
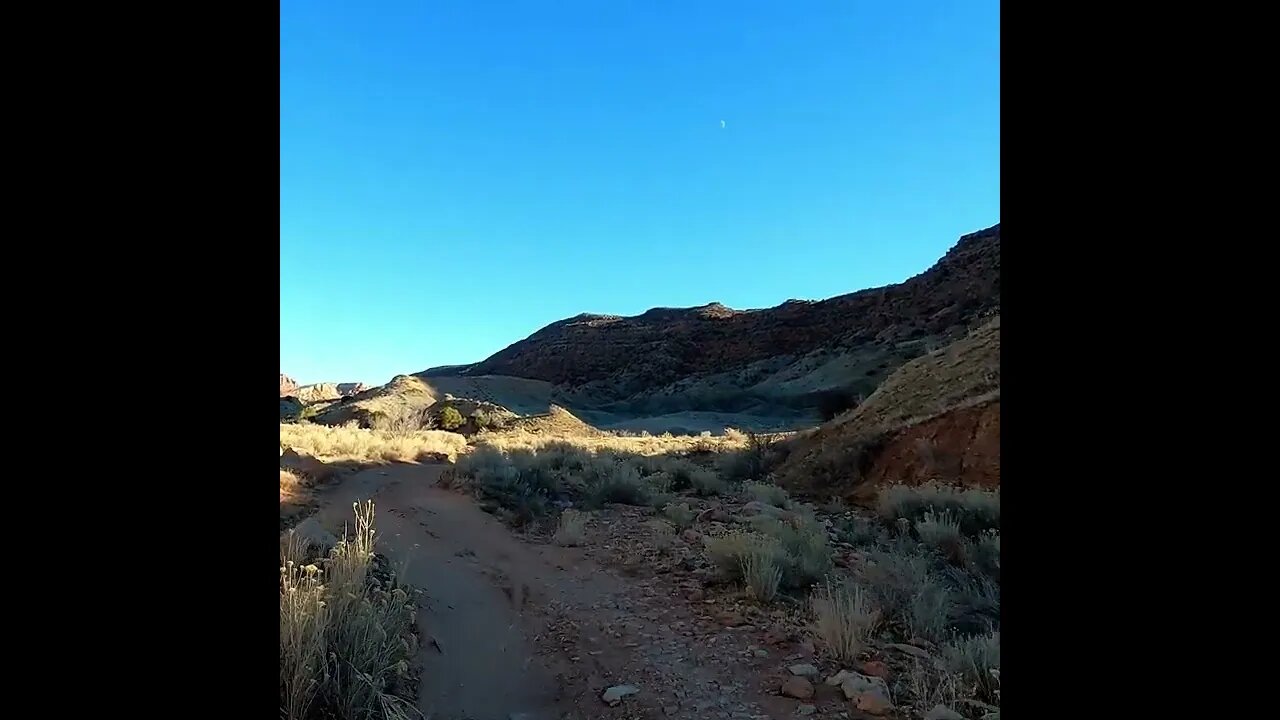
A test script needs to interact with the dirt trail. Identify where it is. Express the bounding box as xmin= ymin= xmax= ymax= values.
xmin=305 ymin=462 xmax=787 ymax=720
xmin=308 ymin=463 xmax=574 ymax=719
